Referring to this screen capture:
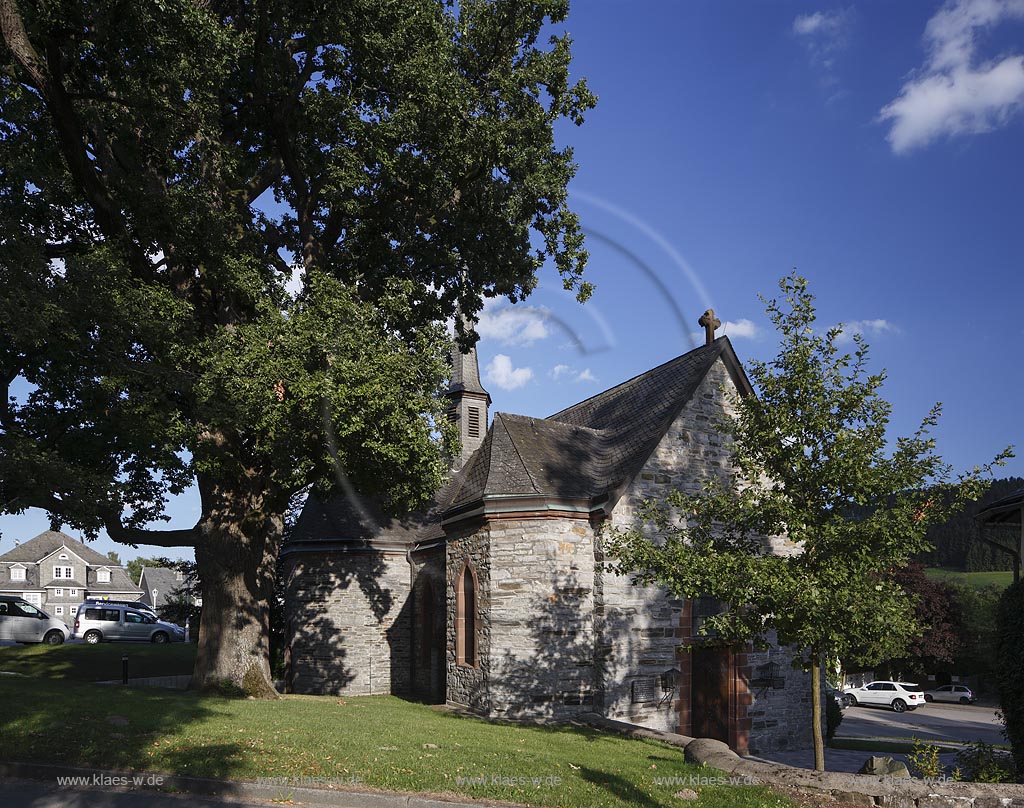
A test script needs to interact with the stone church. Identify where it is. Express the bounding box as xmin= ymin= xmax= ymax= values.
xmin=282 ymin=319 xmax=811 ymax=755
